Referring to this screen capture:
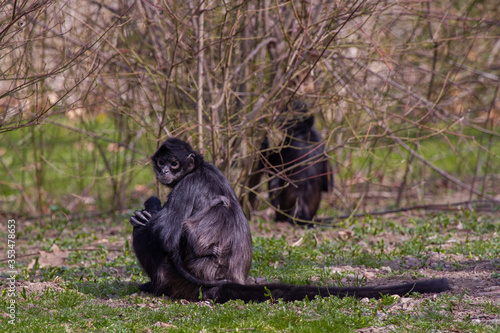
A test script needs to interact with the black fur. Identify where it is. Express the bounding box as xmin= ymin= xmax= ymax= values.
xmin=131 ymin=138 xmax=450 ymax=302
xmin=249 ymin=100 xmax=334 ymax=224
xmin=204 ymin=278 xmax=451 ymax=303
